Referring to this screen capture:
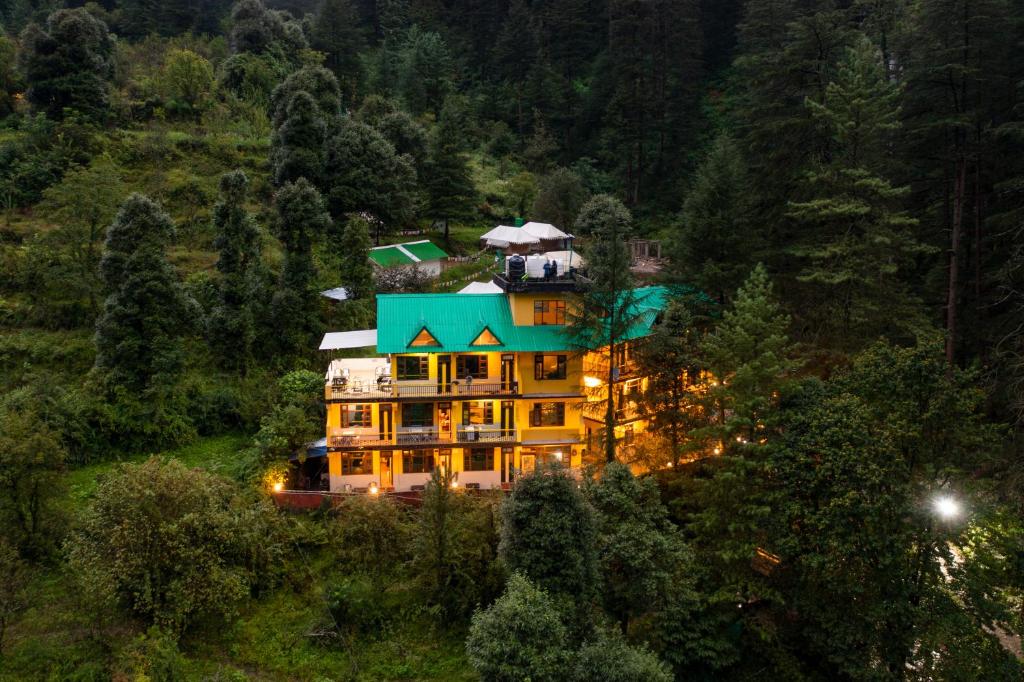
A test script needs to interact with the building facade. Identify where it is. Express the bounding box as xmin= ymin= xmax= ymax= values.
xmin=322 ymin=273 xmax=668 ymax=492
